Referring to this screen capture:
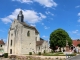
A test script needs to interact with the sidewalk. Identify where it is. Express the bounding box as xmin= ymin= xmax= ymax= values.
xmin=0 ymin=58 xmax=9 ymax=60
